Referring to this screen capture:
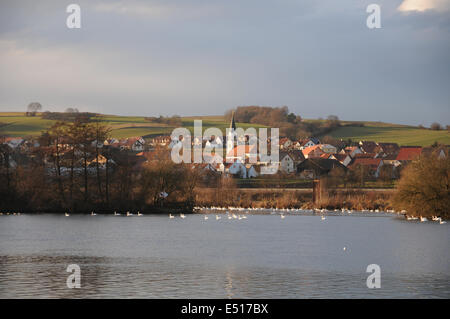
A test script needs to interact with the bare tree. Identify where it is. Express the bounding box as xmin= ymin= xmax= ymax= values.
xmin=26 ymin=102 xmax=42 ymax=117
